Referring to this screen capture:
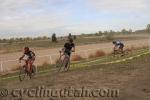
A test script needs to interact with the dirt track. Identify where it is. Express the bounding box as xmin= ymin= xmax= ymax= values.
xmin=0 ymin=39 xmax=149 ymax=61
xmin=0 ymin=52 xmax=150 ymax=100
xmin=0 ymin=39 xmax=149 ymax=72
